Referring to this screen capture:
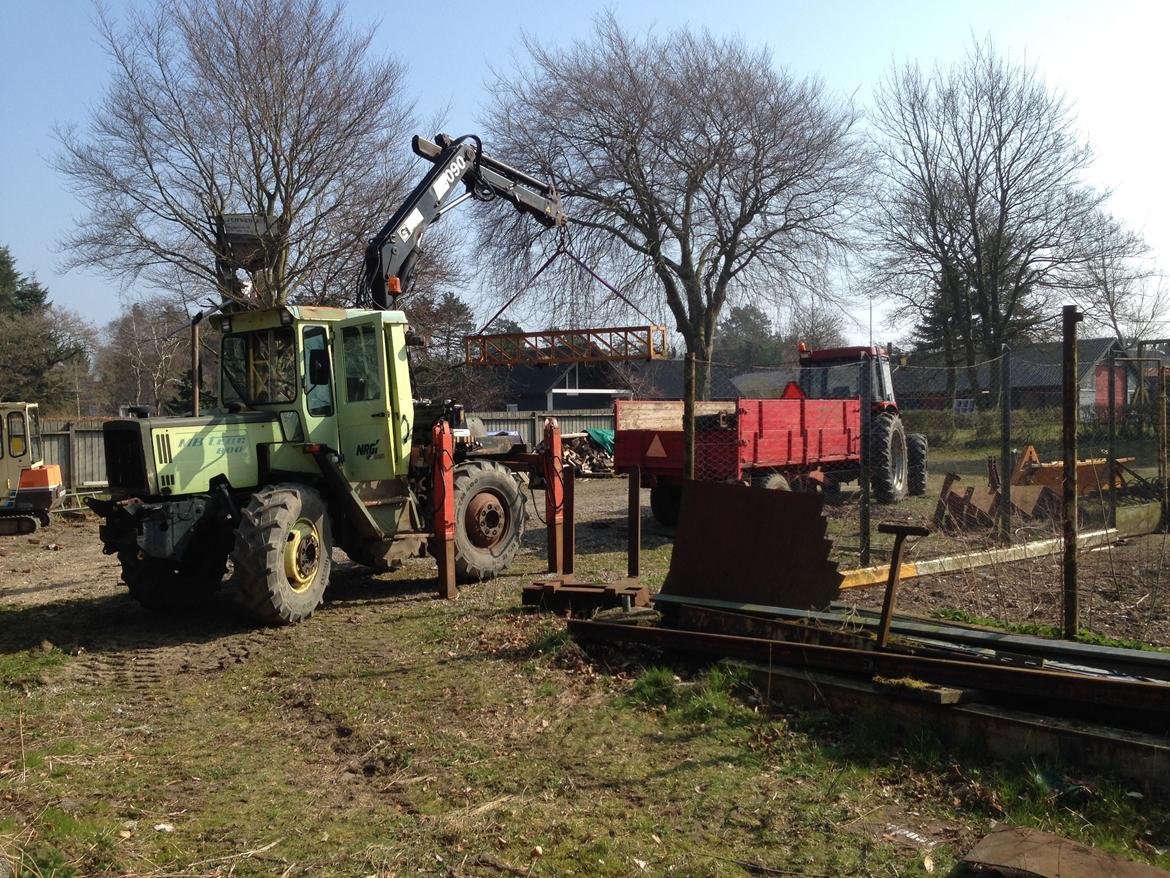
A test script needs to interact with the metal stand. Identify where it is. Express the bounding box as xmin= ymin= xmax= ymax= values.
xmin=875 ymin=522 xmax=931 ymax=651
xmin=627 ymin=464 xmax=641 ymax=578
xmin=543 ymin=418 xmax=564 ymax=574
xmin=432 ymin=421 xmax=457 ymax=600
